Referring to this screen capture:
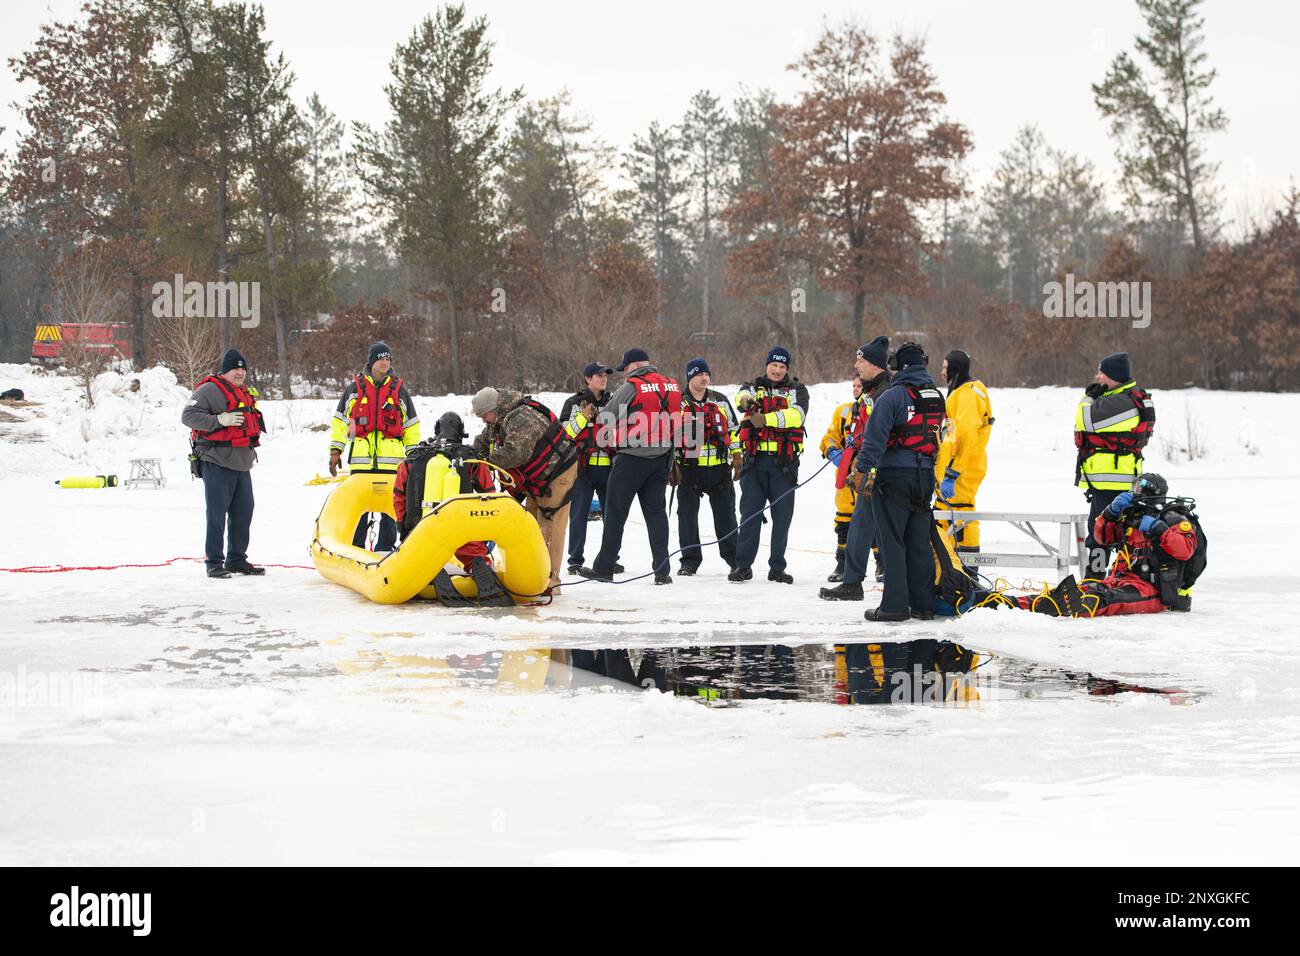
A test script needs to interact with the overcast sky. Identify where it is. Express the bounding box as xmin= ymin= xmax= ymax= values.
xmin=2 ymin=0 xmax=1296 ymax=231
